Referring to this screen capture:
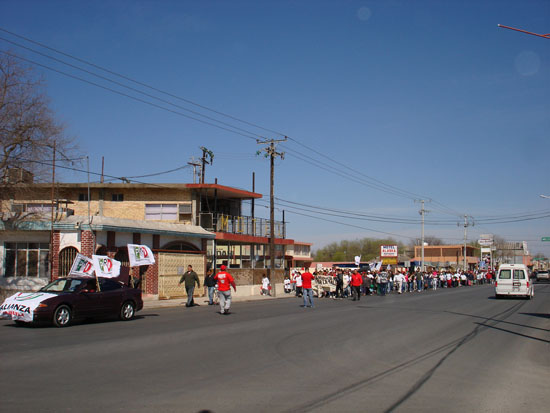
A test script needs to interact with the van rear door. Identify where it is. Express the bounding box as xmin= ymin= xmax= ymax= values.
xmin=497 ymin=269 xmax=512 ymax=294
